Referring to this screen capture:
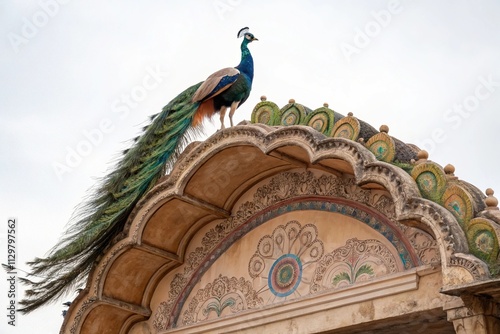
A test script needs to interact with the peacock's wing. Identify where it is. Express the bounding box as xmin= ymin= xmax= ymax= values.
xmin=192 ymin=67 xmax=240 ymax=102
xmin=19 ymin=82 xmax=203 ymax=313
